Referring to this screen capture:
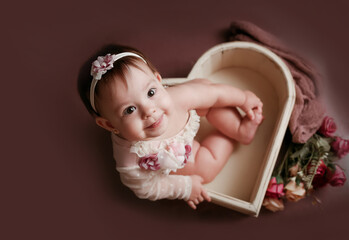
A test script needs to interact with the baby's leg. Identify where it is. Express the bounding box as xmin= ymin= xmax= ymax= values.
xmin=206 ymin=107 xmax=263 ymax=145
xmin=173 ymin=107 xmax=262 ymax=183
xmin=174 ymin=132 xmax=234 ymax=183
